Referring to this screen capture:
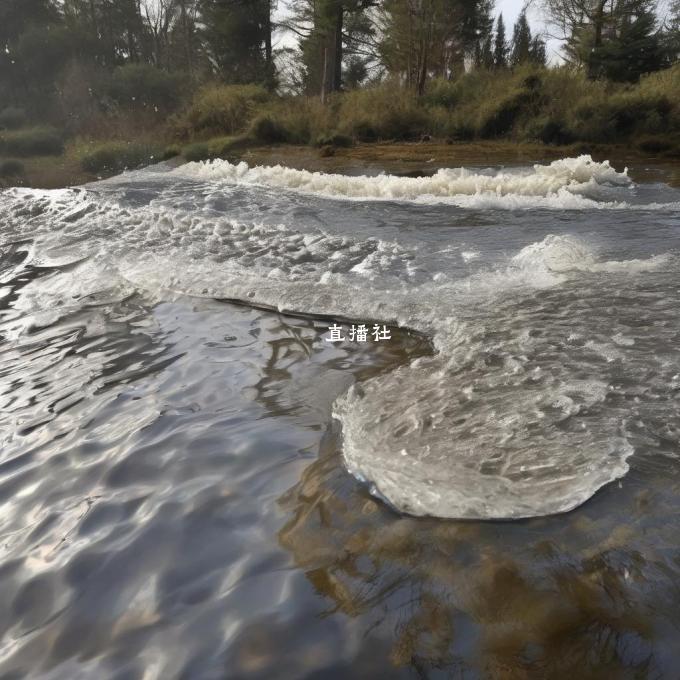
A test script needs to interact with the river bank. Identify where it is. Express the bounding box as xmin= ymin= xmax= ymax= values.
xmin=3 ymin=139 xmax=680 ymax=190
